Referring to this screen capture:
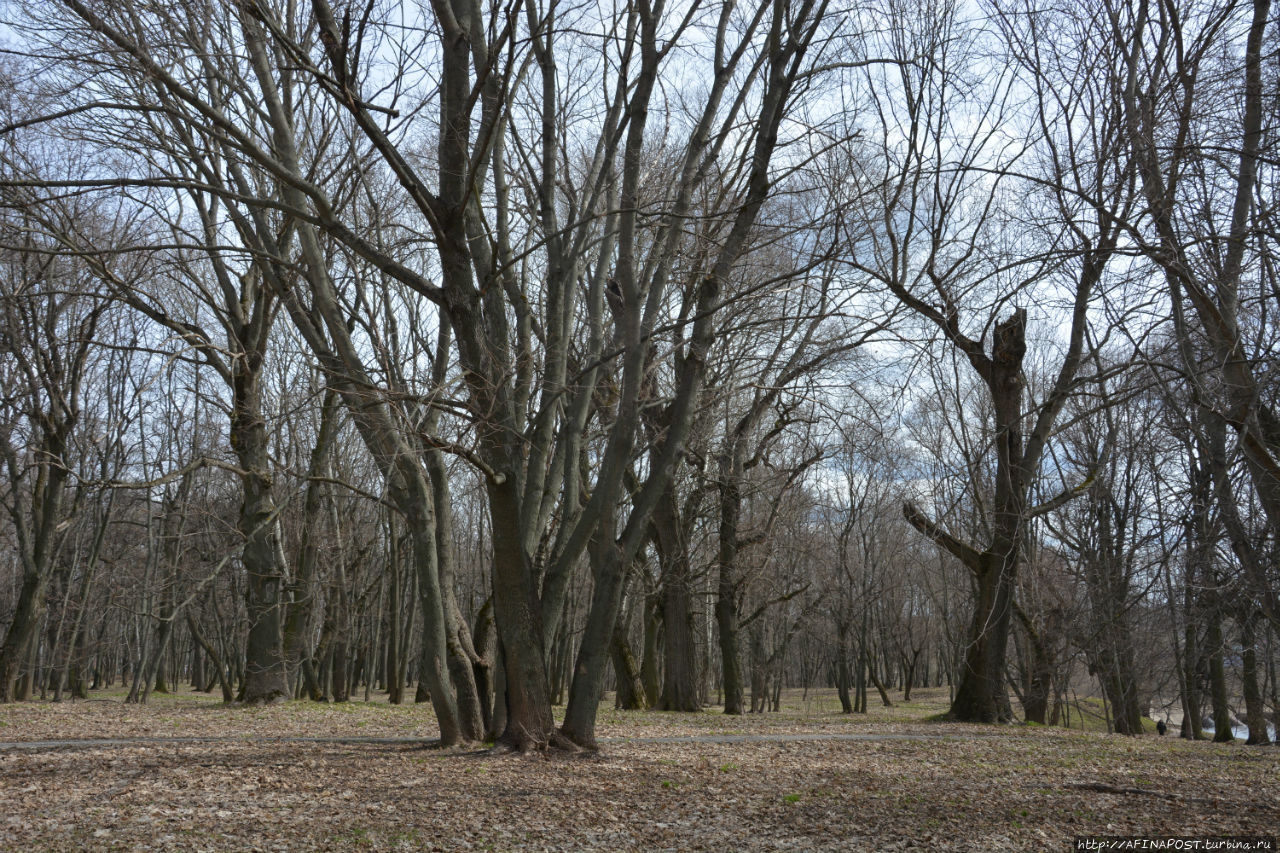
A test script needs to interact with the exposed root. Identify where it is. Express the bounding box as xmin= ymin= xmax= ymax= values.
xmin=411 ymin=739 xmax=450 ymax=751
xmin=549 ymin=729 xmax=586 ymax=753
